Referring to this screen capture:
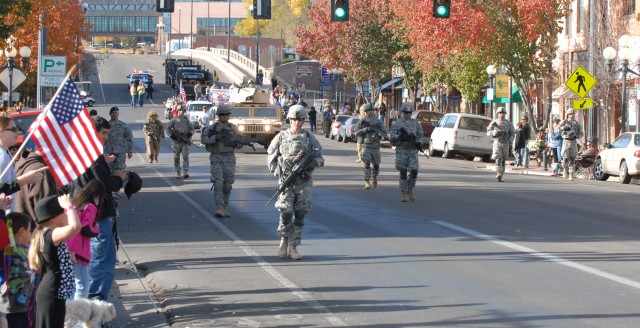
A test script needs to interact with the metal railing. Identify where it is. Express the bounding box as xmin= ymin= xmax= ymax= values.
xmin=198 ymin=47 xmax=272 ymax=84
